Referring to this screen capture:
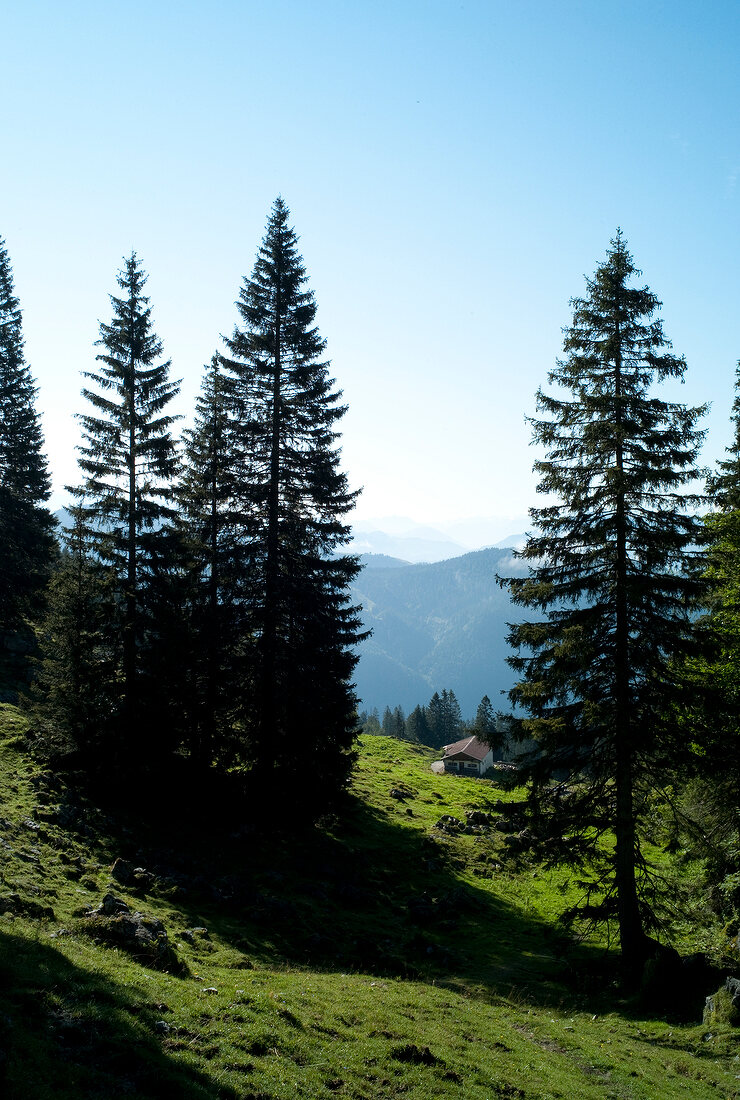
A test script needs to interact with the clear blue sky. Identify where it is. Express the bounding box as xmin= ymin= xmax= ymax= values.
xmin=4 ymin=0 xmax=739 ymax=532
